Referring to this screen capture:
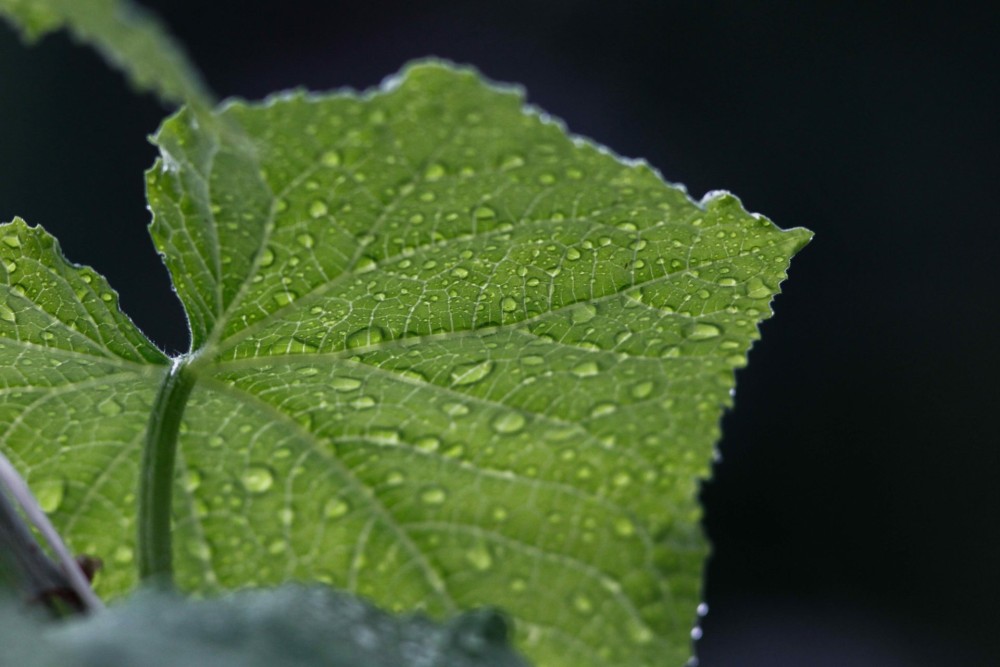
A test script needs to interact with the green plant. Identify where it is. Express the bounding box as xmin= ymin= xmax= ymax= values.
xmin=0 ymin=2 xmax=810 ymax=665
